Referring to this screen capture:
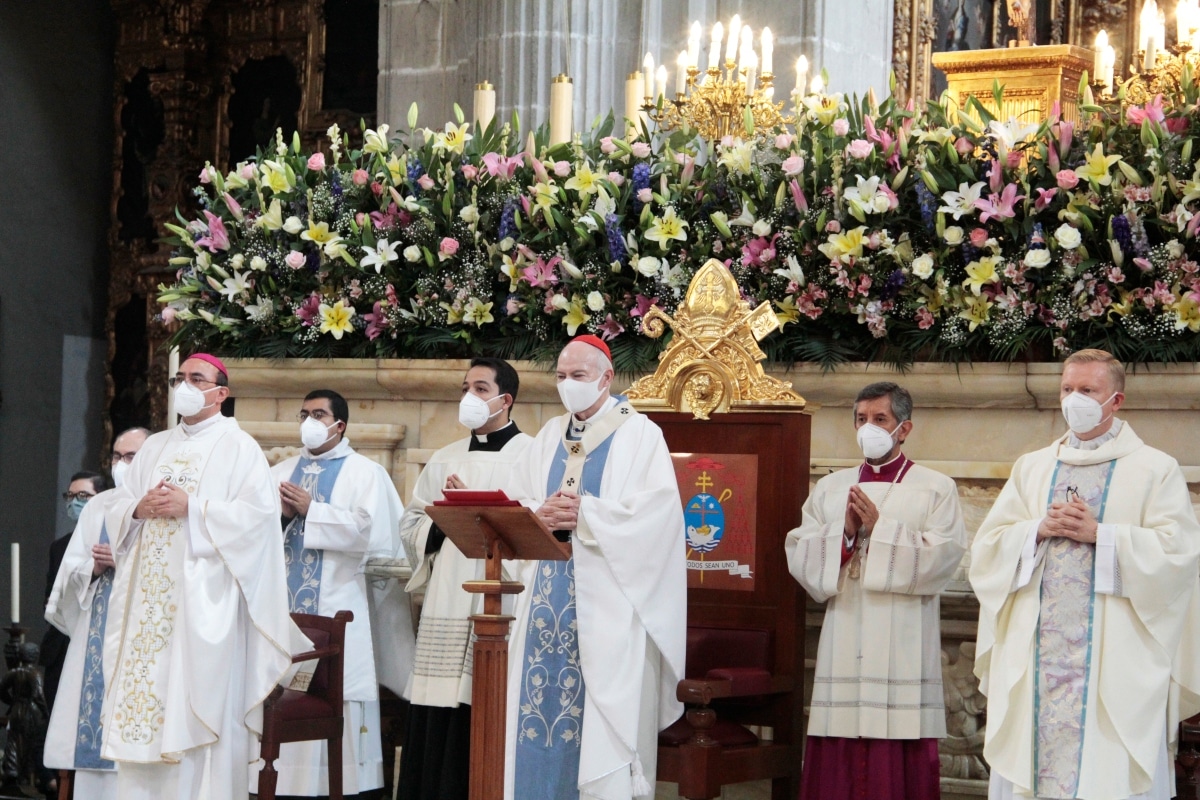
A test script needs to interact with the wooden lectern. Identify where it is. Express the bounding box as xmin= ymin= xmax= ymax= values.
xmin=425 ymin=501 xmax=570 ymax=800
